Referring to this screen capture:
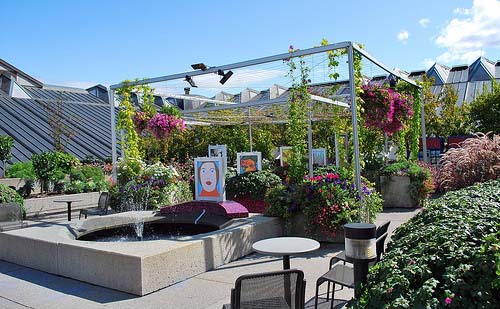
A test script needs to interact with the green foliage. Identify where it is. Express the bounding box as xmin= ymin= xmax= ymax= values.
xmin=6 ymin=161 xmax=36 ymax=181
xmin=226 ymin=170 xmax=282 ymax=199
xmin=116 ymin=80 xmax=141 ymax=159
xmin=31 ymin=151 xmax=78 ymax=192
xmin=117 ymin=158 xmax=144 ymax=185
xmin=469 ymin=80 xmax=500 ymax=133
xmin=160 ymin=104 xmax=181 ymax=118
xmin=64 ymin=165 xmax=108 ymax=193
xmin=0 ymin=183 xmax=25 ymax=216
xmin=0 ymin=135 xmax=14 ymax=177
xmin=381 ymin=160 xmax=434 ymax=202
xmin=286 ymin=46 xmax=310 ymax=184
xmin=356 ymin=181 xmax=500 ymax=308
